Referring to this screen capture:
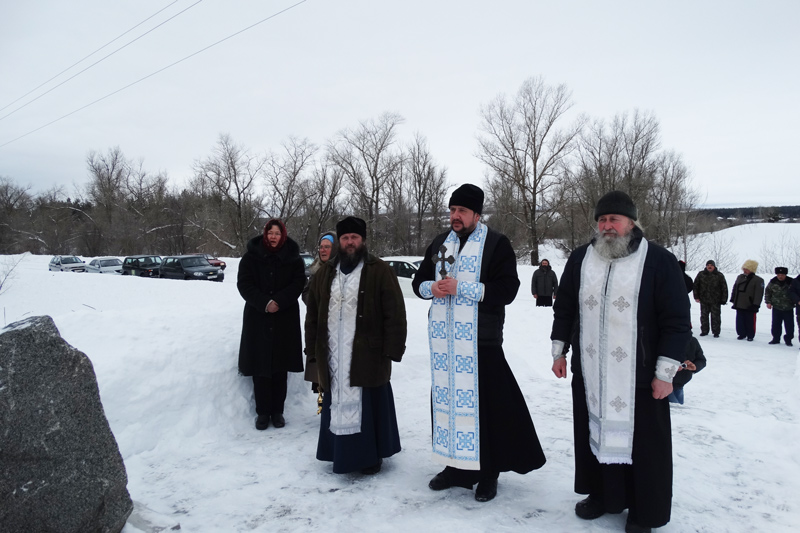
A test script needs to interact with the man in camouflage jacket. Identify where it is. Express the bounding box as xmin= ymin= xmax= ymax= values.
xmin=765 ymin=267 xmax=794 ymax=346
xmin=693 ymin=260 xmax=728 ymax=337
